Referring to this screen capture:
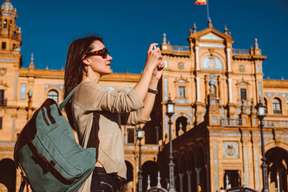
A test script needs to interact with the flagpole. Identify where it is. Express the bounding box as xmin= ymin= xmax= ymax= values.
xmin=206 ymin=0 xmax=211 ymax=21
